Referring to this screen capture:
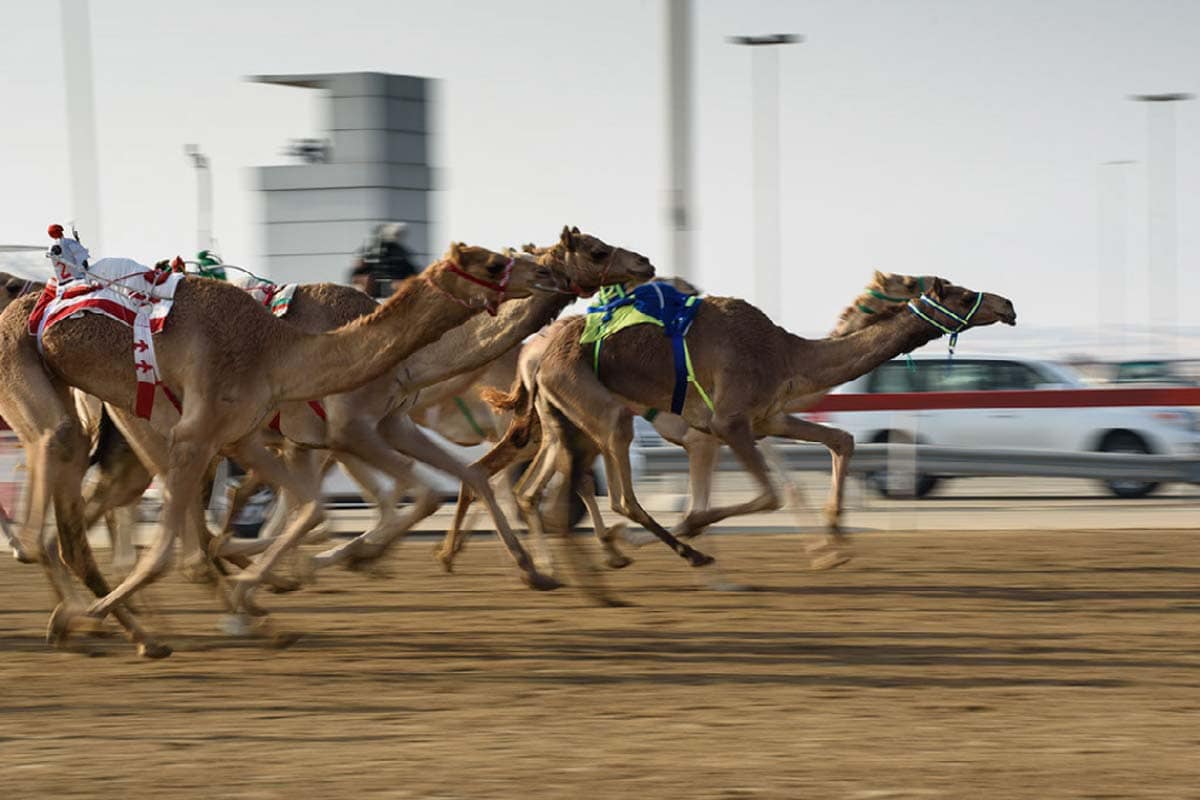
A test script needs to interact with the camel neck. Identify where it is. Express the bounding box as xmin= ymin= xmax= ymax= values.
xmin=272 ymin=276 xmax=476 ymax=402
xmin=784 ymin=309 xmax=942 ymax=393
xmin=396 ymin=289 xmax=574 ymax=393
